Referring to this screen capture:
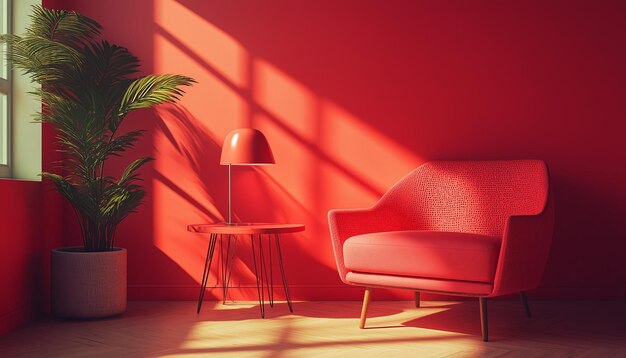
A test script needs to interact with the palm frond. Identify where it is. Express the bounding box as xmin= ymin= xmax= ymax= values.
xmin=103 ymin=131 xmax=145 ymax=157
xmin=2 ymin=6 xmax=101 ymax=84
xmin=28 ymin=5 xmax=101 ymax=45
xmin=41 ymin=172 xmax=80 ymax=202
xmin=41 ymin=173 xmax=99 ymax=220
xmin=82 ymin=41 xmax=140 ymax=86
xmin=118 ymin=157 xmax=153 ymax=186
xmin=1 ymin=33 xmax=81 ymax=83
xmin=77 ymin=41 xmax=140 ymax=125
xmin=101 ymin=184 xmax=146 ymax=224
xmin=117 ymin=74 xmax=195 ymax=118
